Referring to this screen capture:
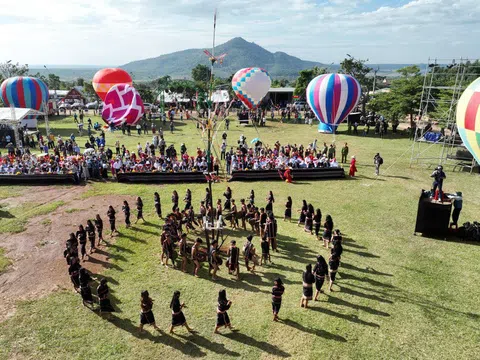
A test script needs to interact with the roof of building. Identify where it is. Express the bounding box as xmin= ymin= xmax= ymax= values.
xmin=268 ymin=87 xmax=295 ymax=93
xmin=0 ymin=107 xmax=45 ymax=123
